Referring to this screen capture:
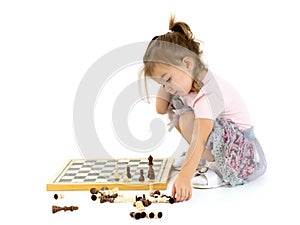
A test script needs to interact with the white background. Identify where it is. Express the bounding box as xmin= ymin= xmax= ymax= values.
xmin=1 ymin=0 xmax=299 ymax=224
